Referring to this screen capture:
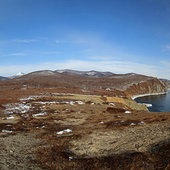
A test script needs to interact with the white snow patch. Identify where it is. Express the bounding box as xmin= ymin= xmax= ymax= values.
xmin=4 ymin=103 xmax=31 ymax=114
xmin=6 ymin=124 xmax=12 ymax=127
xmin=143 ymin=103 xmax=152 ymax=107
xmin=33 ymin=101 xmax=57 ymax=104
xmin=130 ymin=123 xmax=136 ymax=126
xmin=125 ymin=111 xmax=131 ymax=114
xmin=75 ymin=101 xmax=84 ymax=104
xmin=69 ymin=156 xmax=73 ymax=160
xmin=69 ymin=101 xmax=74 ymax=105
xmin=109 ymin=103 xmax=115 ymax=106
xmin=32 ymin=112 xmax=47 ymax=117
xmin=56 ymin=129 xmax=72 ymax=135
xmin=6 ymin=115 xmax=15 ymax=120
xmin=2 ymin=130 xmax=13 ymax=133
xmin=100 ymin=121 xmax=104 ymax=124
xmin=138 ymin=121 xmax=145 ymax=125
